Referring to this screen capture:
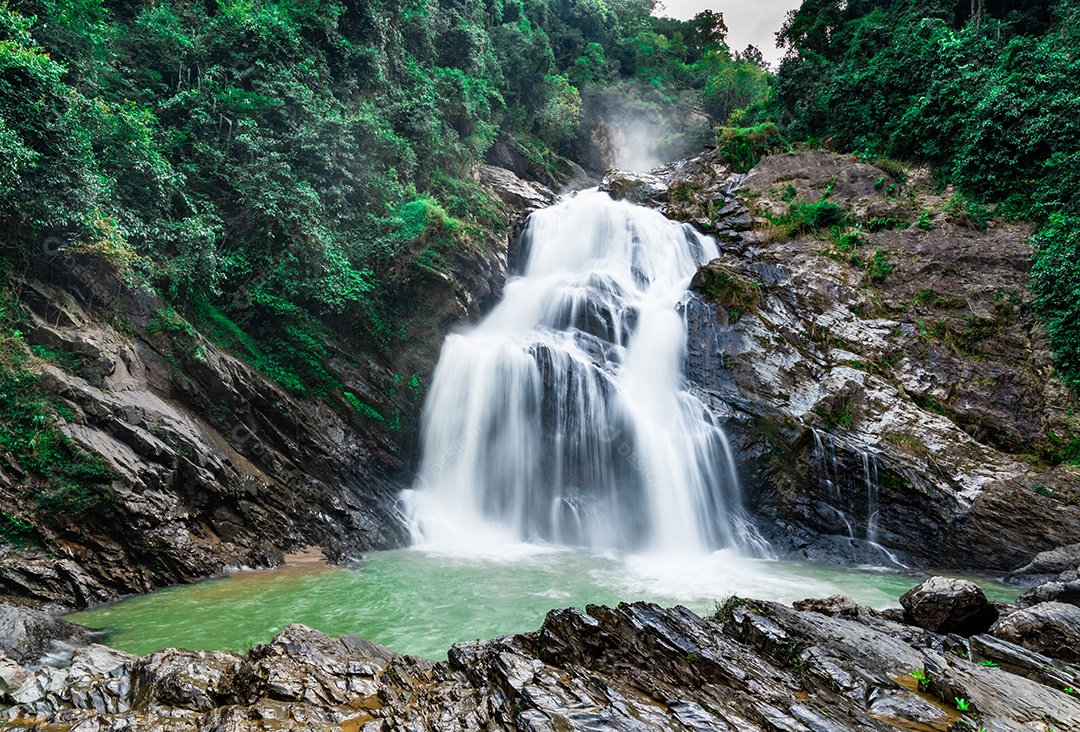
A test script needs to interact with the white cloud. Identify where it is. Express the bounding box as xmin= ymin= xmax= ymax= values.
xmin=654 ymin=0 xmax=801 ymax=66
